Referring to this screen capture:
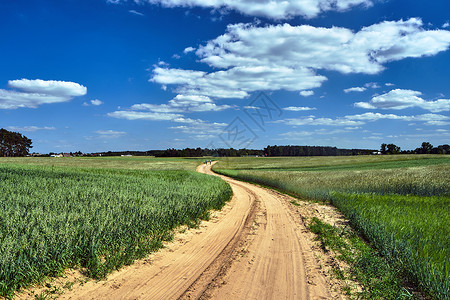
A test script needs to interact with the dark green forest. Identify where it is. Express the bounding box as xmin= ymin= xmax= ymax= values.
xmin=0 ymin=128 xmax=32 ymax=157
